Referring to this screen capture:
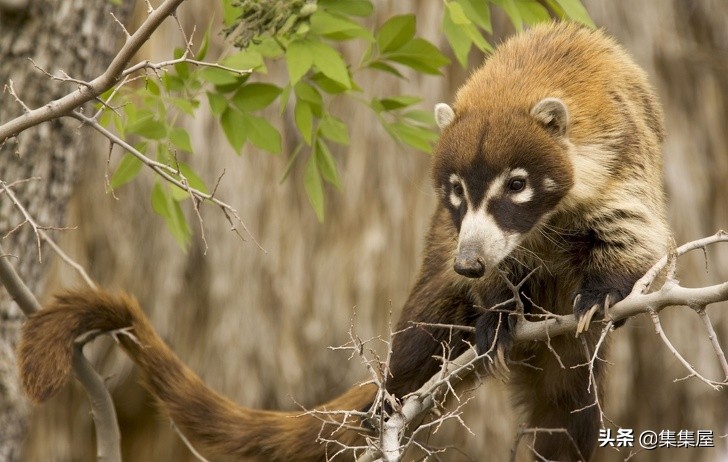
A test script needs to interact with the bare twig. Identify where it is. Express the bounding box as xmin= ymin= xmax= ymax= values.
xmin=649 ymin=309 xmax=723 ymax=390
xmin=171 ymin=422 xmax=210 ymax=462
xmin=695 ymin=306 xmax=728 ymax=381
xmin=0 ymin=0 xmax=188 ymax=144
xmin=69 ymin=110 xmax=264 ymax=250
xmin=4 ymin=80 xmax=31 ymax=112
xmin=356 ymin=232 xmax=728 ymax=461
xmin=1 ymin=180 xmax=97 ymax=288
xmin=123 ymin=57 xmax=252 ymax=77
